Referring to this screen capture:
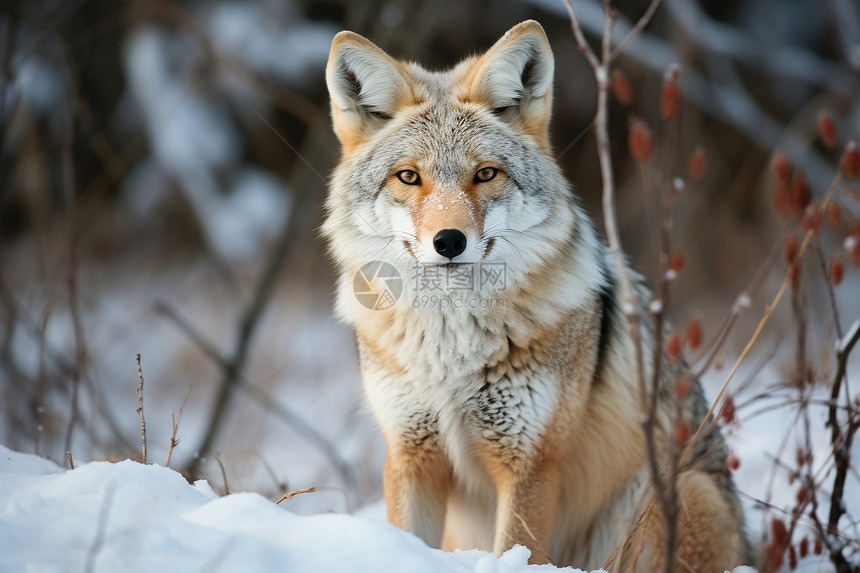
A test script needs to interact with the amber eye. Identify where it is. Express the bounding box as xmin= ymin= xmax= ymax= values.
xmin=474 ymin=167 xmax=498 ymax=183
xmin=396 ymin=170 xmax=421 ymax=185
